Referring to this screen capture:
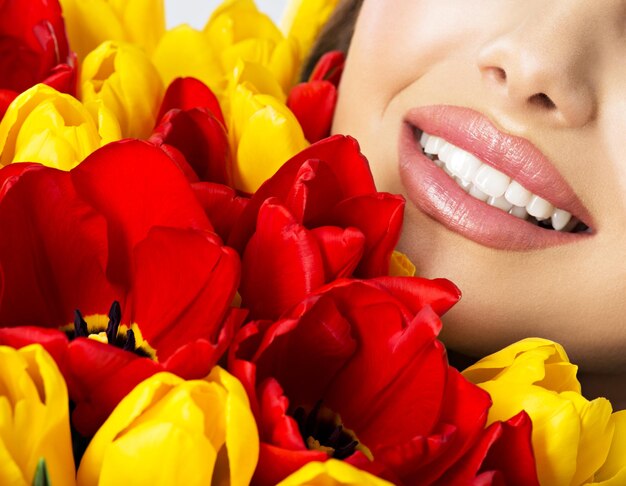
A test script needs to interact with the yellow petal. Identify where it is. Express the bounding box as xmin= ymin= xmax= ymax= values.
xmin=593 ymin=411 xmax=626 ymax=483
xmin=281 ymin=0 xmax=340 ymax=58
xmin=0 ymin=345 xmax=75 ymax=486
xmin=277 ymin=460 xmax=393 ymax=486
xmin=389 ymin=251 xmax=417 ymax=277
xmin=0 ymin=84 xmax=121 ymax=170
xmin=77 ymin=369 xmax=258 ymax=486
xmin=81 ymin=41 xmax=164 ymax=138
xmin=230 ymin=84 xmax=308 ymax=193
xmin=152 ymin=25 xmax=223 ymax=93
xmin=60 ymin=0 xmax=165 ymax=59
